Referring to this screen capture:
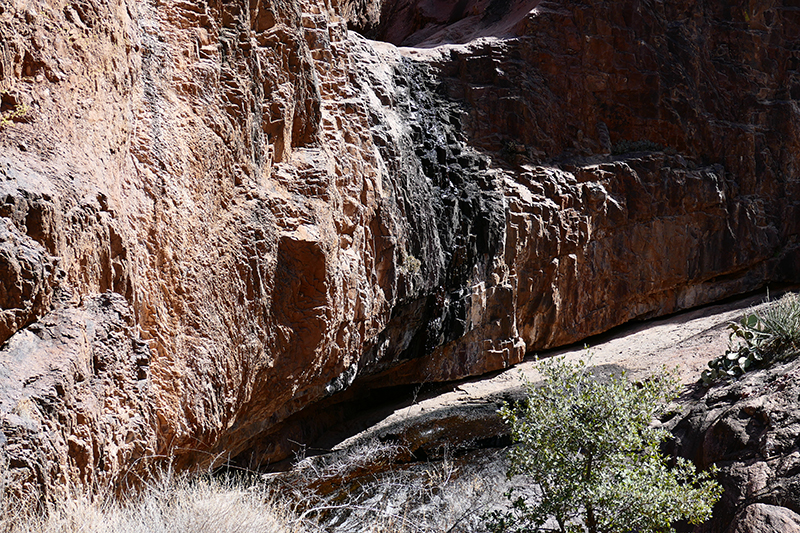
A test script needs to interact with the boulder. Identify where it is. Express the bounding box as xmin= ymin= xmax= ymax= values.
xmin=666 ymin=356 xmax=800 ymax=532
xmin=727 ymin=504 xmax=800 ymax=533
